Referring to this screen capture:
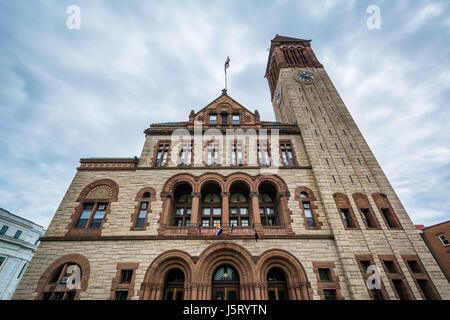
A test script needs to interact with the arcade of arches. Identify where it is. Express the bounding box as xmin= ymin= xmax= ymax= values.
xmin=140 ymin=242 xmax=312 ymax=300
